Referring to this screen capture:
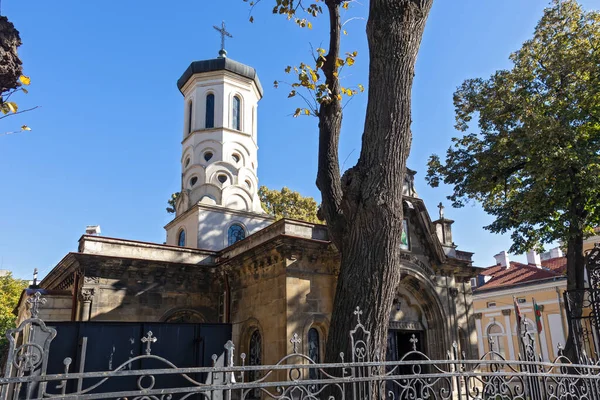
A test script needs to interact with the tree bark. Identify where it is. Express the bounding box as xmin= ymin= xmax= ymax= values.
xmin=563 ymin=198 xmax=587 ymax=360
xmin=318 ymin=0 xmax=434 ymax=365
